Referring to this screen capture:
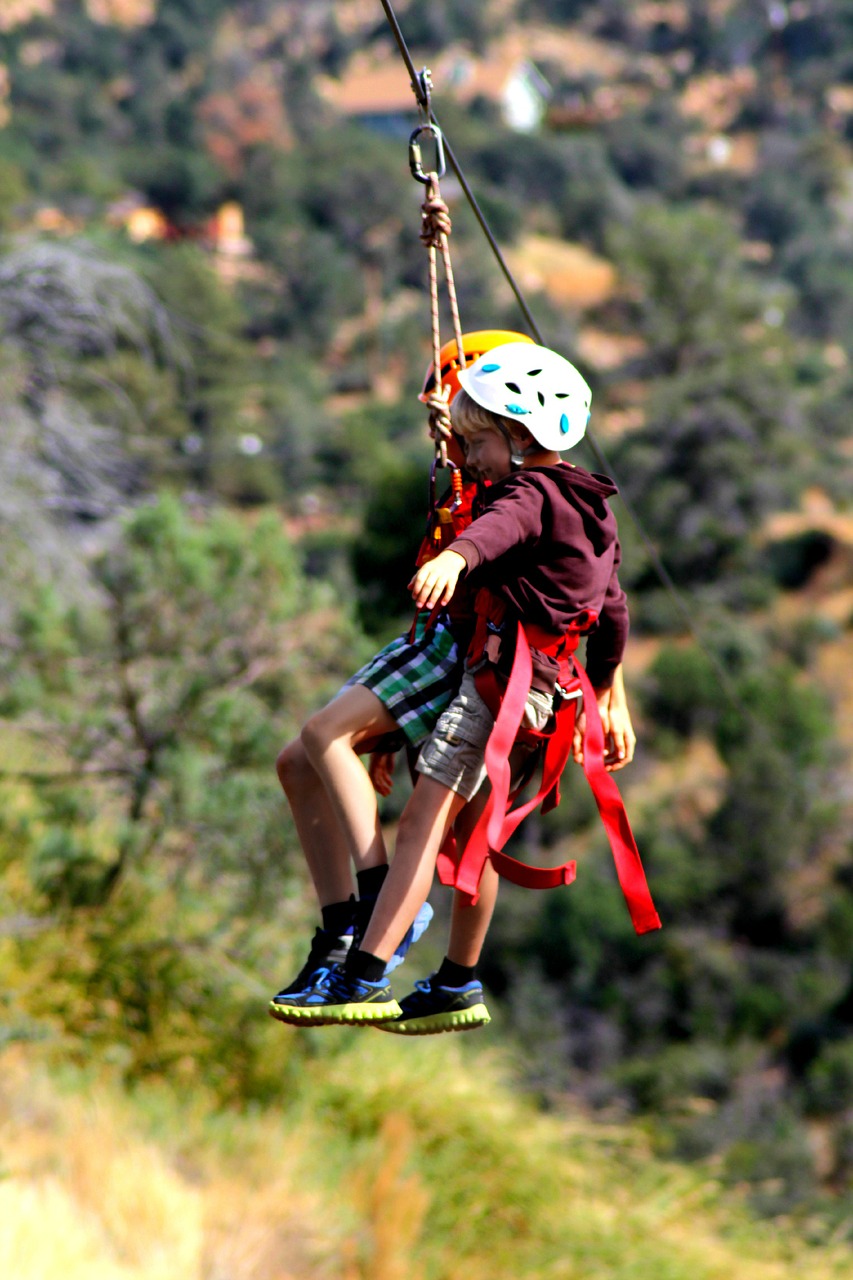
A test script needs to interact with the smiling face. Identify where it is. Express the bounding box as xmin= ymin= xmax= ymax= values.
xmin=462 ymin=427 xmax=513 ymax=483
